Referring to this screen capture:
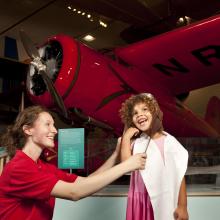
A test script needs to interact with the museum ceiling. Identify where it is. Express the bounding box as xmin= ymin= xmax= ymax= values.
xmin=0 ymin=0 xmax=220 ymax=55
xmin=0 ymin=0 xmax=220 ymax=126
